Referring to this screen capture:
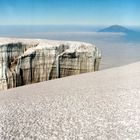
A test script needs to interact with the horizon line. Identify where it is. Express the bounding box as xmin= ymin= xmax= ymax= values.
xmin=0 ymin=24 xmax=139 ymax=27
